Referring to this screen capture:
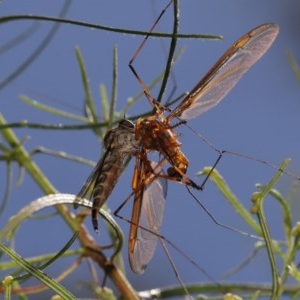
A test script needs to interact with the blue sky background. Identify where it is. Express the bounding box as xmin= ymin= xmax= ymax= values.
xmin=1 ymin=1 xmax=300 ymax=299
